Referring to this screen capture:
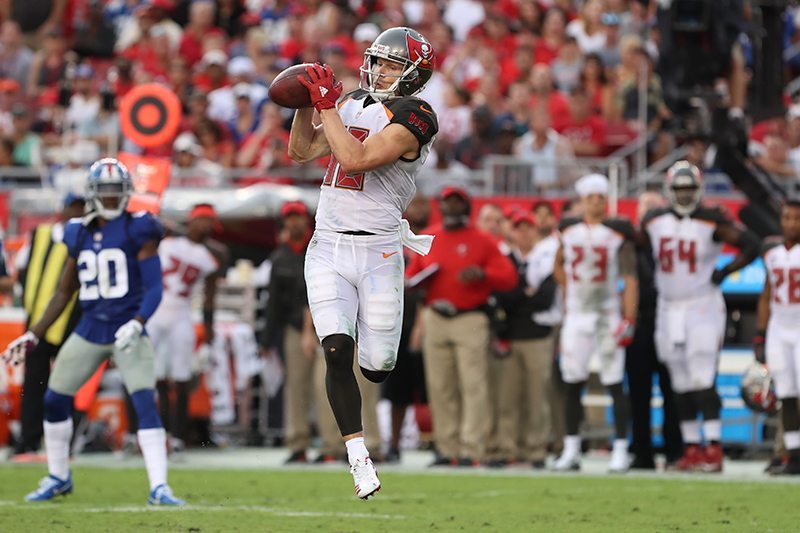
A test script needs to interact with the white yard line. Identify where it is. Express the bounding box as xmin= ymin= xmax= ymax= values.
xmin=0 ymin=500 xmax=406 ymax=519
